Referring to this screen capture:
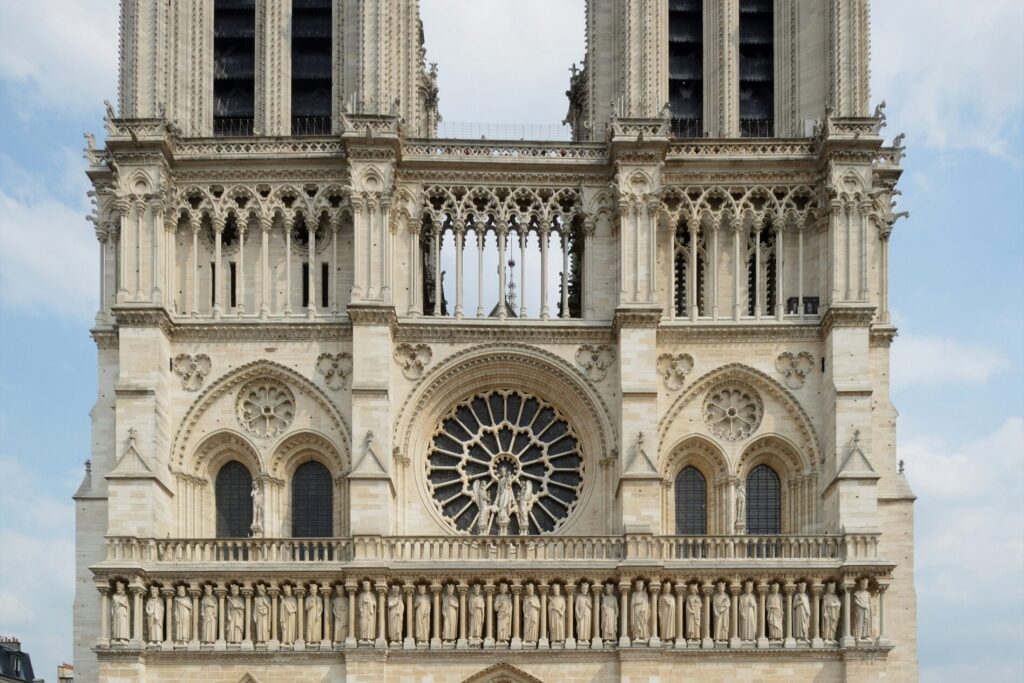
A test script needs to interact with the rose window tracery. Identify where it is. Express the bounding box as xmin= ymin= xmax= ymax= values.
xmin=426 ymin=391 xmax=584 ymax=536
xmin=236 ymin=379 xmax=295 ymax=438
xmin=703 ymin=382 xmax=763 ymax=441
